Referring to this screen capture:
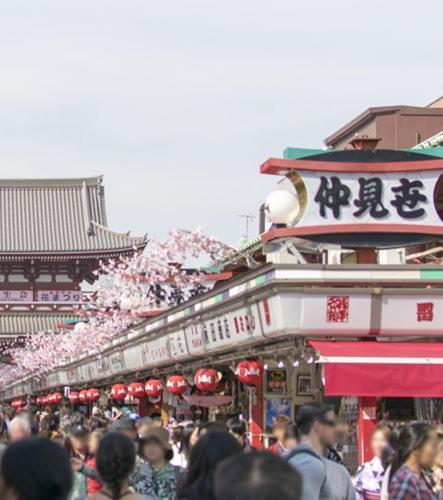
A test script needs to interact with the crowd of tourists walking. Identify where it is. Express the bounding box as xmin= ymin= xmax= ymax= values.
xmin=0 ymin=402 xmax=441 ymax=499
